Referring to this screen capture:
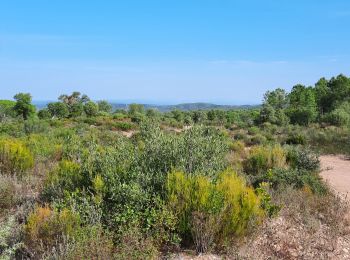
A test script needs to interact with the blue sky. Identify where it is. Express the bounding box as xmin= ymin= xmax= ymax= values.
xmin=1 ymin=0 xmax=350 ymax=104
